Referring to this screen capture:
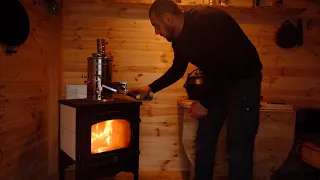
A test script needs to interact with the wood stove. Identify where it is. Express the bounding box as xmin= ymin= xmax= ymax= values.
xmin=58 ymin=98 xmax=142 ymax=180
